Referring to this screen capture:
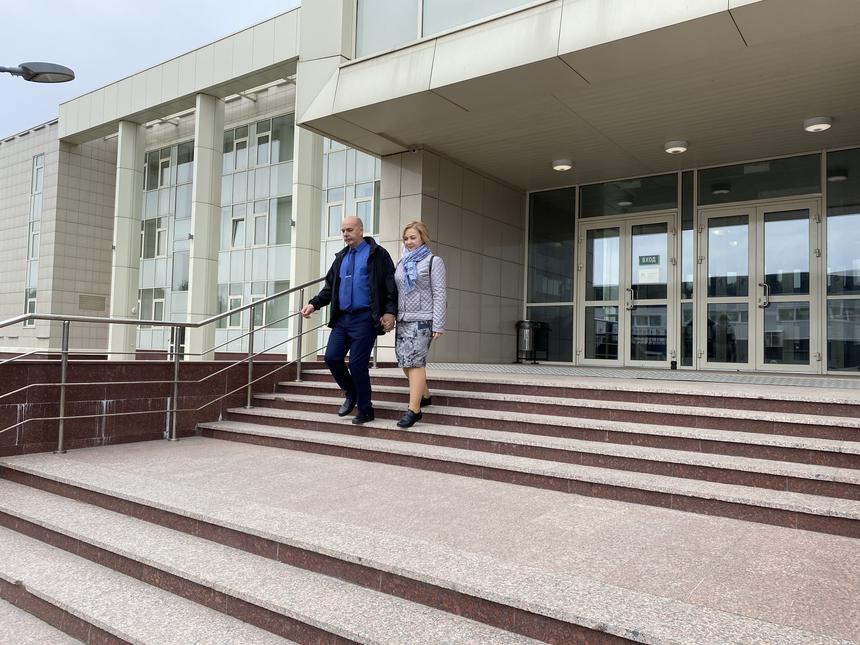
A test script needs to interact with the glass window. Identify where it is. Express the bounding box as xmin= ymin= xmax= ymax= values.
xmin=763 ymin=302 xmax=810 ymax=365
xmin=142 ymin=219 xmax=157 ymax=258
xmin=828 ymin=299 xmax=860 ymax=371
xmin=681 ymin=171 xmax=694 ymax=300
xmin=584 ymin=306 xmax=618 ymax=360
xmin=176 ymin=184 xmax=192 ymax=219
xmin=580 ymin=174 xmax=677 ymax=218
xmin=328 ymin=151 xmax=347 ymax=187
xmin=525 ymin=305 xmax=573 ymax=362
xmin=222 ymin=130 xmax=235 ymax=173
xmin=423 ymin=0 xmax=528 ymax=36
xmin=356 ymin=0 xmax=420 ymax=57
xmin=231 ymin=205 xmax=246 ymax=248
xmin=253 ymin=201 xmax=268 ymax=246
xmin=146 ymin=151 xmax=160 ymax=191
xmin=155 ymin=218 xmax=167 ymax=256
xmin=355 ymin=152 xmax=376 ymax=183
xmin=172 ymin=251 xmax=189 ymax=291
xmin=271 ymin=115 xmax=294 ymax=163
xmin=585 ymin=228 xmax=620 ymax=301
xmin=527 ymin=188 xmax=575 ymax=303
xmin=139 ymin=289 xmax=153 ymax=321
xmin=680 ymin=302 xmax=694 ymax=367
xmin=270 ymin=197 xmax=292 ymax=245
xmin=699 ymin=154 xmax=820 ymax=206
xmin=706 ymin=303 xmax=749 ymax=363
xmin=328 ymin=204 xmax=344 ymax=237
xmin=763 ymin=209 xmax=809 ymax=295
xmin=177 ymin=142 xmax=193 ymax=184
xmin=827 ymin=148 xmax=860 ymax=295
xmin=235 ymin=140 xmax=248 ymax=170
